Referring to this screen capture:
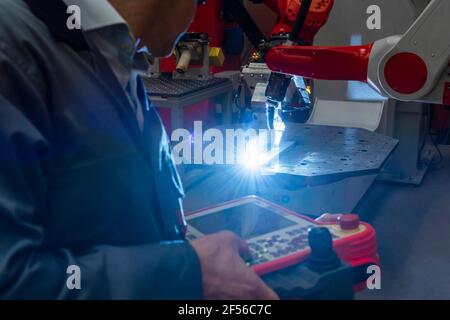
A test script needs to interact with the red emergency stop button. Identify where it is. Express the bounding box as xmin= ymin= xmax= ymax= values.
xmin=338 ymin=214 xmax=360 ymax=230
